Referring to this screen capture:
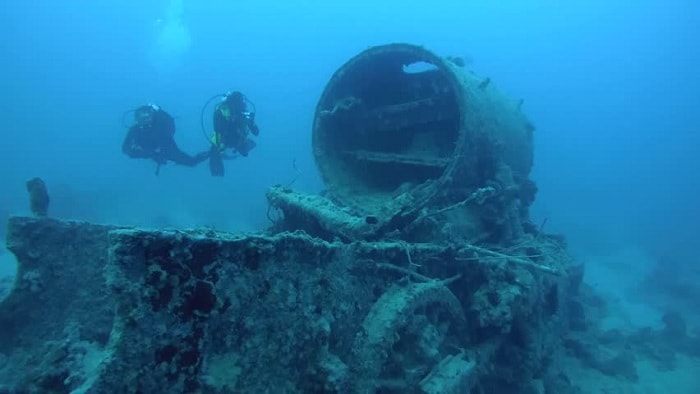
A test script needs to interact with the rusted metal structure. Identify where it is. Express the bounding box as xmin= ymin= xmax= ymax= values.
xmin=0 ymin=44 xmax=584 ymax=394
xmin=272 ymin=43 xmax=537 ymax=243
